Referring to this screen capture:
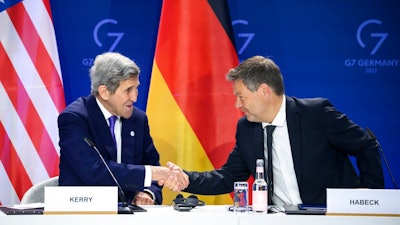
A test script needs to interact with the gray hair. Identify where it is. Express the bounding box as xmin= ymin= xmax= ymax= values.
xmin=89 ymin=52 xmax=140 ymax=96
xmin=226 ymin=56 xmax=284 ymax=95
